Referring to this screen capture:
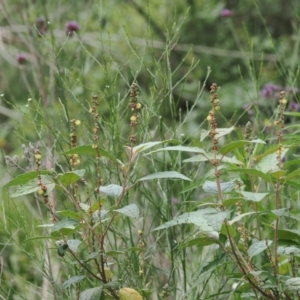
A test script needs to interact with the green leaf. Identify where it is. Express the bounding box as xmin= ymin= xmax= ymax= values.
xmin=271 ymin=208 xmax=286 ymax=217
xmin=132 ymin=139 xmax=180 ymax=153
xmin=179 ymin=236 xmax=216 ymax=249
xmin=229 ymin=168 xmax=272 ymax=182
xmin=202 ymin=181 xmax=235 ymax=194
xmin=79 ymin=287 xmax=103 ymax=300
xmin=114 ymin=203 xmax=139 ymax=218
xmin=145 ymin=145 xmax=206 ymax=156
xmin=240 ymin=191 xmax=269 ymax=202
xmin=63 ymin=145 xmax=118 ymax=163
xmin=62 ymin=275 xmax=85 ymax=289
xmin=228 ymin=212 xmax=256 ymax=225
xmin=218 ymin=139 xmax=265 ymax=155
xmin=278 ymin=246 xmax=300 ymax=257
xmin=4 ymin=170 xmax=52 ymax=188
xmin=256 ymin=148 xmax=289 ymax=173
xmin=92 ymin=210 xmax=109 ymax=222
xmin=56 ymin=211 xmax=82 ymax=220
xmin=183 ymin=155 xmax=209 ymax=163
xmin=138 ymin=171 xmax=191 ymax=181
xmin=277 ymin=229 xmax=300 ymax=244
xmin=286 ymin=278 xmax=300 ymax=291
xmin=99 ymin=184 xmax=123 ymax=197
xmin=67 ymin=239 xmax=81 ymax=252
xmin=58 ymin=169 xmax=86 ymax=185
xmin=285 ymin=169 xmax=300 ymax=182
xmin=248 ymin=240 xmax=273 ymax=257
xmin=51 ymin=219 xmax=80 ymax=233
xmin=10 ymin=175 xmax=55 ymax=198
